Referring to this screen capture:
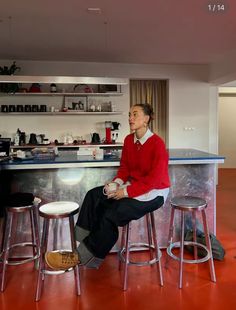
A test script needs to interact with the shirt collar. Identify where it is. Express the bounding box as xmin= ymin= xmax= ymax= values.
xmin=134 ymin=128 xmax=153 ymax=145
